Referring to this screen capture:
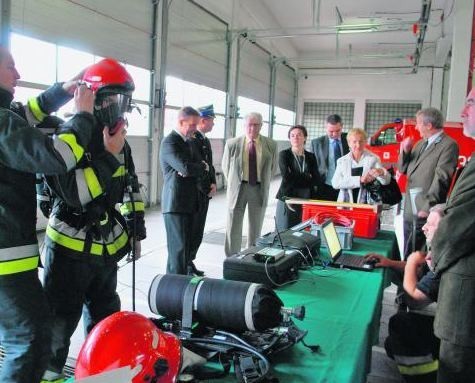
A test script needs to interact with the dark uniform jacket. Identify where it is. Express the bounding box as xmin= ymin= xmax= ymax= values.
xmin=192 ymin=130 xmax=216 ymax=196
xmin=432 ymin=157 xmax=475 ymax=347
xmin=44 ymin=132 xmax=146 ymax=263
xmin=160 ymin=130 xmax=207 ymax=214
xmin=0 ymin=85 xmax=95 ymax=278
xmin=310 ymin=133 xmax=349 ymax=183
